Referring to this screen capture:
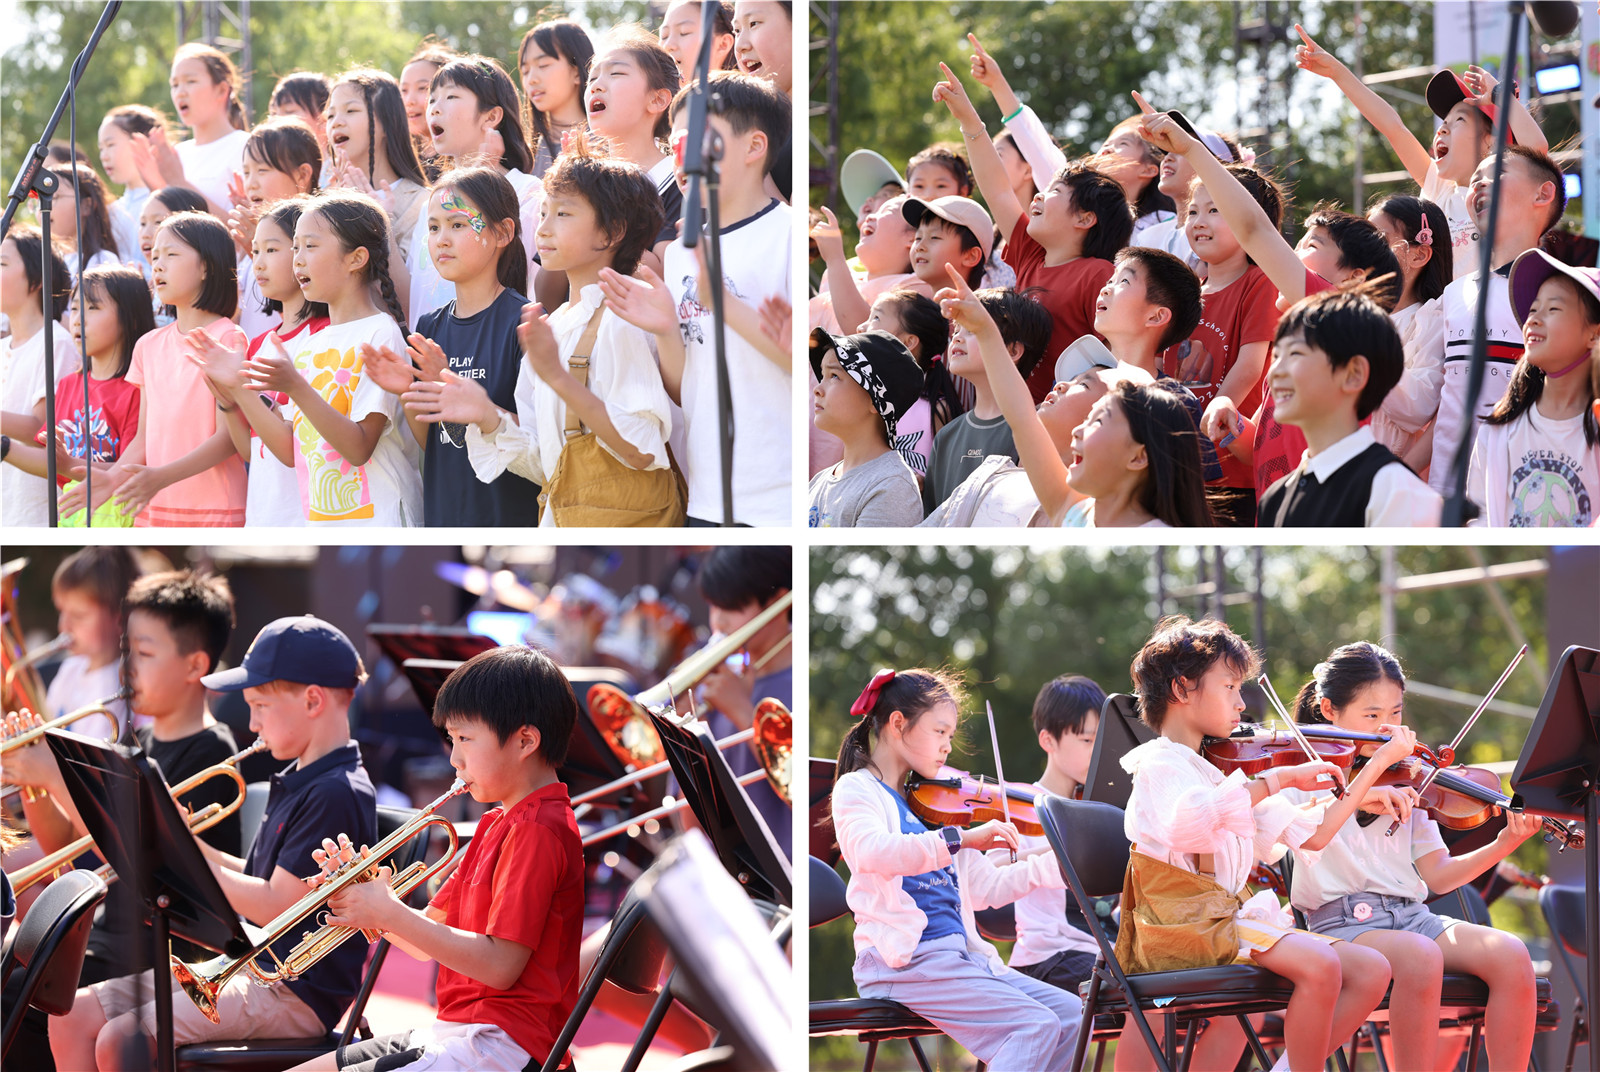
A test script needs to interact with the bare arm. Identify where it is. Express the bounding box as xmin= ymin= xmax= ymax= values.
xmin=933 ymin=64 xmax=1023 ymax=239
xmin=1415 ymin=811 xmax=1543 ymax=895
xmin=1294 ymin=25 xmax=1434 ymax=186
xmin=812 ymin=207 xmax=870 ymax=334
